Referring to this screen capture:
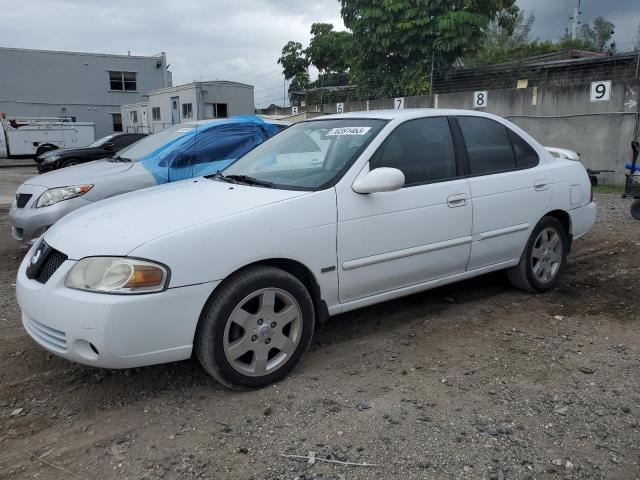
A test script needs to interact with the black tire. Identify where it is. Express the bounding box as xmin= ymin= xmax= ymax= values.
xmin=195 ymin=266 xmax=315 ymax=390
xmin=631 ymin=200 xmax=640 ymax=221
xmin=61 ymin=158 xmax=80 ymax=168
xmin=507 ymin=216 xmax=568 ymax=293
